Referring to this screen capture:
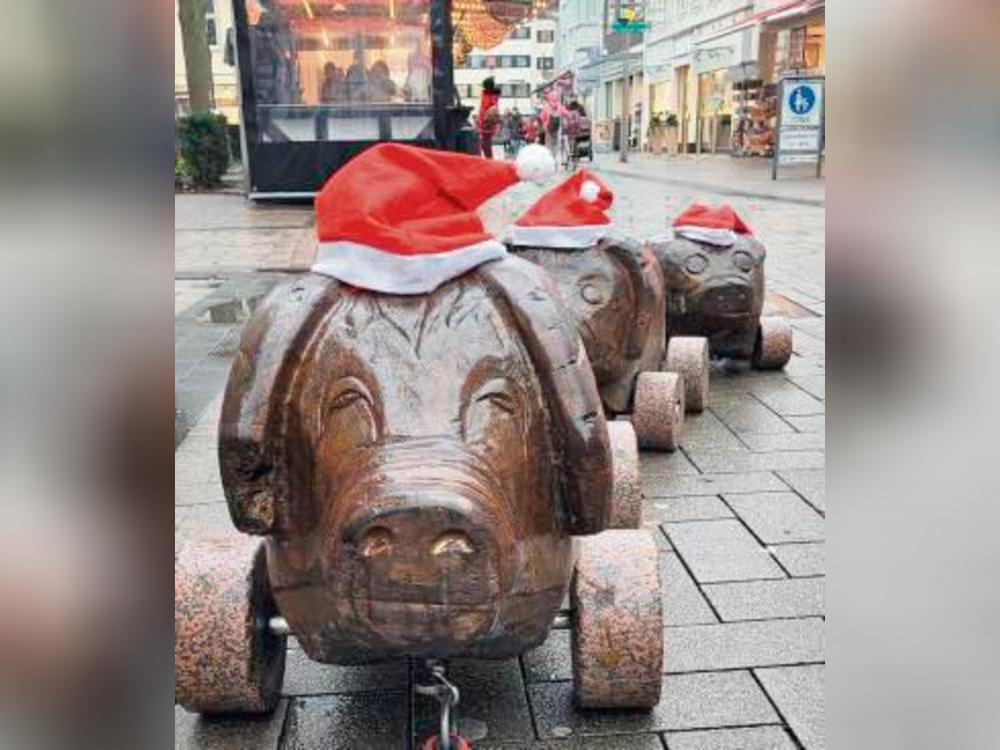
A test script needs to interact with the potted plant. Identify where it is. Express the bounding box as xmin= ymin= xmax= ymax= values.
xmin=647 ymin=111 xmax=666 ymax=154
xmin=664 ymin=112 xmax=679 ymax=154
